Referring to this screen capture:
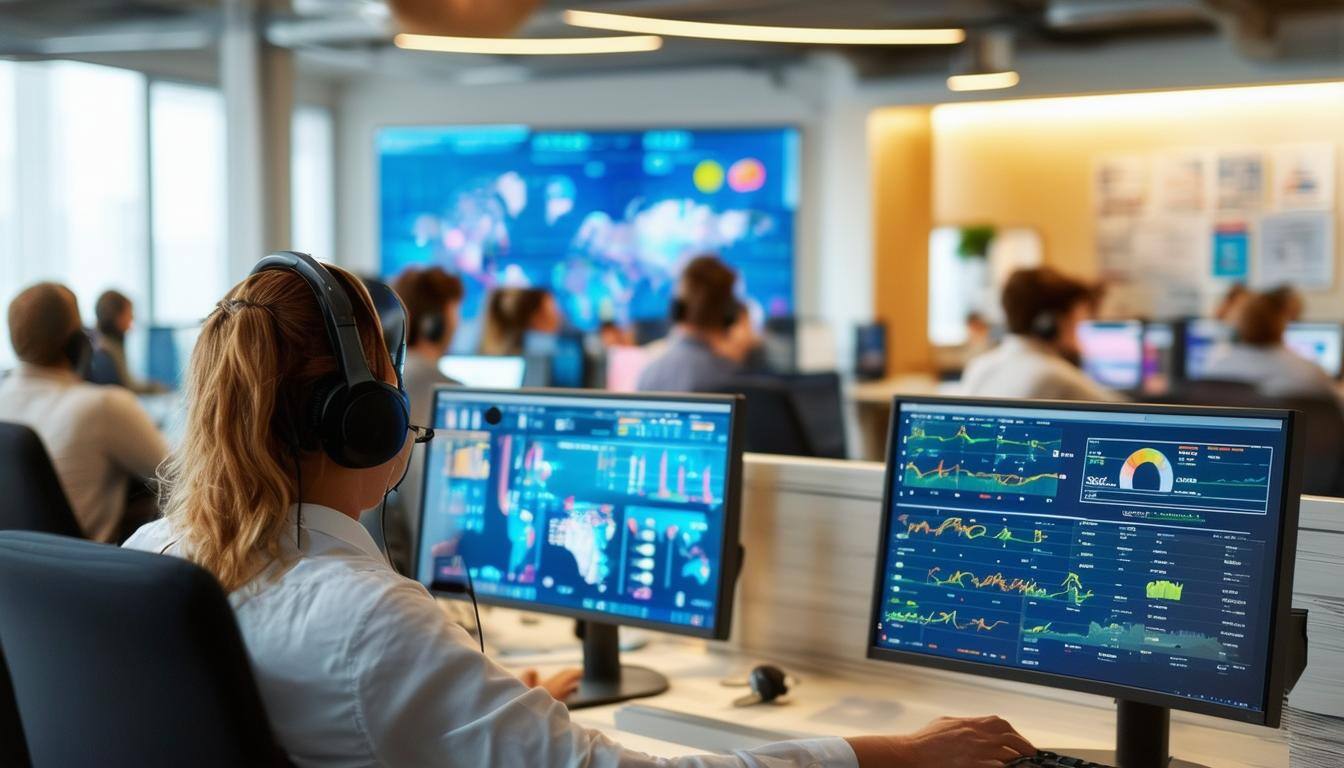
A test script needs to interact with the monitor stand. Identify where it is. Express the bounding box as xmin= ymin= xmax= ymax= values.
xmin=1048 ymin=700 xmax=1210 ymax=768
xmin=565 ymin=621 xmax=669 ymax=710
